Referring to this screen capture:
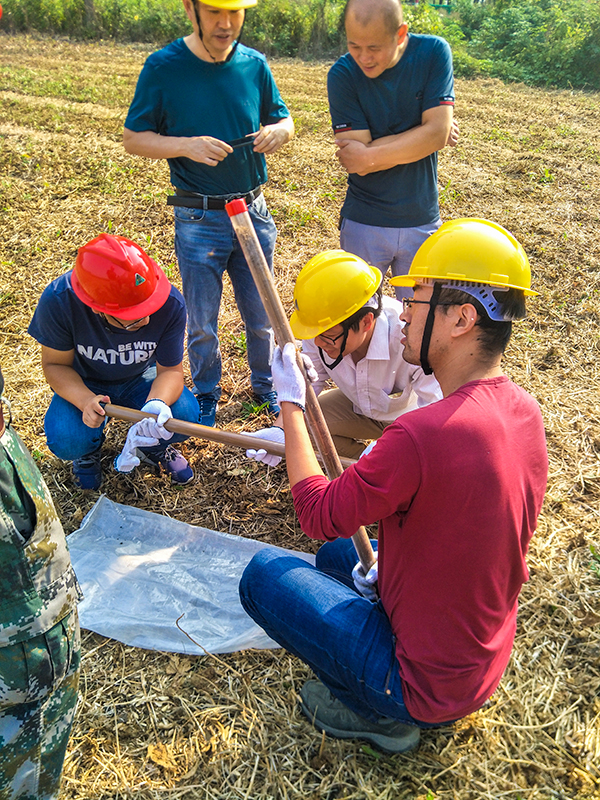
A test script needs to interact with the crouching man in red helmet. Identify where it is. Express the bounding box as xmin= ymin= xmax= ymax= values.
xmin=240 ymin=219 xmax=548 ymax=754
xmin=28 ymin=234 xmax=200 ymax=490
